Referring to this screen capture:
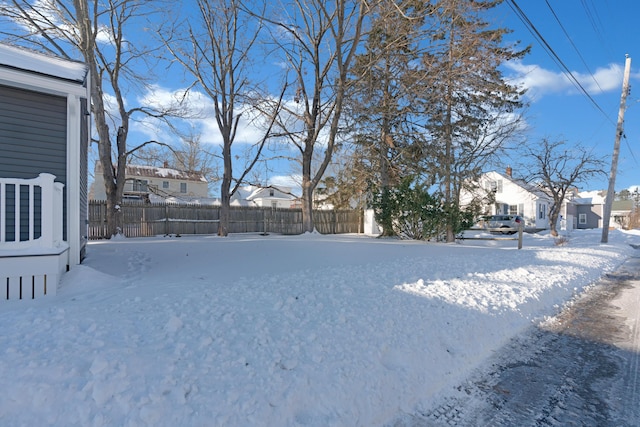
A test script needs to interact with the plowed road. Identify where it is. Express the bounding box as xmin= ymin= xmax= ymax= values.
xmin=399 ymin=251 xmax=640 ymax=427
